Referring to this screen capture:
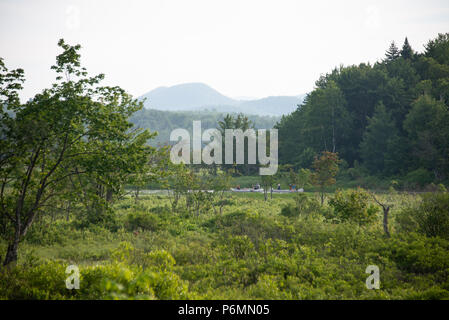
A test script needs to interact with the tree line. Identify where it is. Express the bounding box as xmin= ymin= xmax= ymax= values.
xmin=130 ymin=108 xmax=279 ymax=147
xmin=275 ymin=33 xmax=449 ymax=186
